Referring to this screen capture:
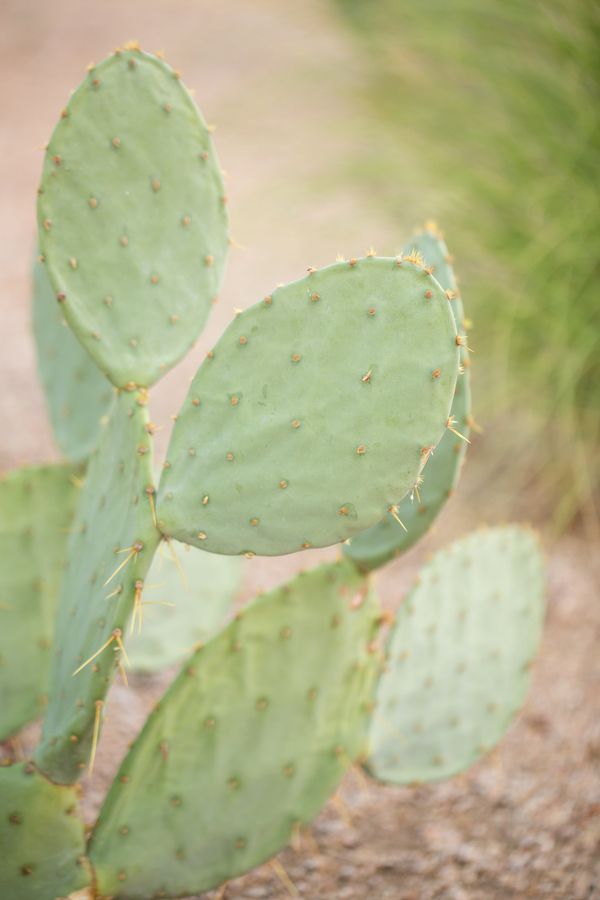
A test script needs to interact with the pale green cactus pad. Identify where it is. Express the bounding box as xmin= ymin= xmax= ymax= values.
xmin=345 ymin=226 xmax=471 ymax=571
xmin=0 ymin=464 xmax=80 ymax=740
xmin=37 ymin=46 xmax=228 ymax=389
xmin=89 ymin=560 xmax=381 ymax=898
xmin=0 ymin=763 xmax=89 ymax=900
xmin=157 ymin=256 xmax=459 ymax=557
xmin=367 ymin=526 xmax=545 ymax=784
xmin=34 ymin=392 xmax=160 ymax=783
xmin=127 ymin=544 xmax=242 ymax=673
xmin=32 ymin=256 xmax=114 ymax=462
